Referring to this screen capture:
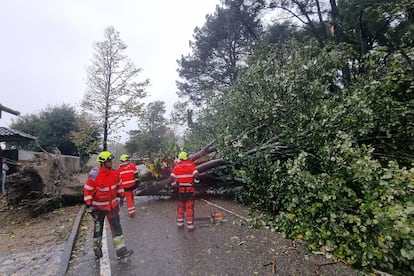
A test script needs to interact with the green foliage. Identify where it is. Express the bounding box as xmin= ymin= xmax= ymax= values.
xmin=70 ymin=112 xmax=101 ymax=168
xmin=217 ymin=39 xmax=413 ymax=273
xmin=181 ymin=106 xmax=223 ymax=153
xmin=339 ymin=0 xmax=394 ymax=56
xmin=70 ymin=112 xmax=101 ymax=154
xmin=261 ymin=135 xmax=413 ymax=273
xmin=176 ymin=0 xmax=263 ymax=106
xmin=172 ymin=1 xmax=414 ymax=274
xmin=125 ymin=101 xmax=178 ymax=159
xmin=356 ymin=49 xmax=414 ymax=166
xmin=267 ymin=0 xmax=331 ymax=47
xmin=218 ymin=40 xmax=354 ymax=151
xmin=11 ymin=104 xmax=78 ymax=155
